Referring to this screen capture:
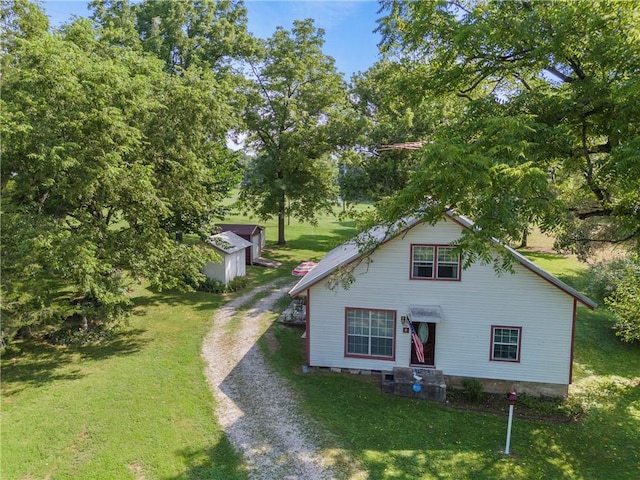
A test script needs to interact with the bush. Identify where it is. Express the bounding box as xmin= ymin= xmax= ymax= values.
xmin=191 ymin=276 xmax=249 ymax=294
xmin=44 ymin=320 xmax=119 ymax=346
xmin=604 ymin=254 xmax=640 ymax=343
xmin=581 ymin=257 xmax=634 ymax=303
xmin=226 ymin=276 xmax=248 ymax=292
xmin=462 ymin=378 xmax=484 ymax=402
xmin=194 ymin=278 xmax=227 ymax=293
